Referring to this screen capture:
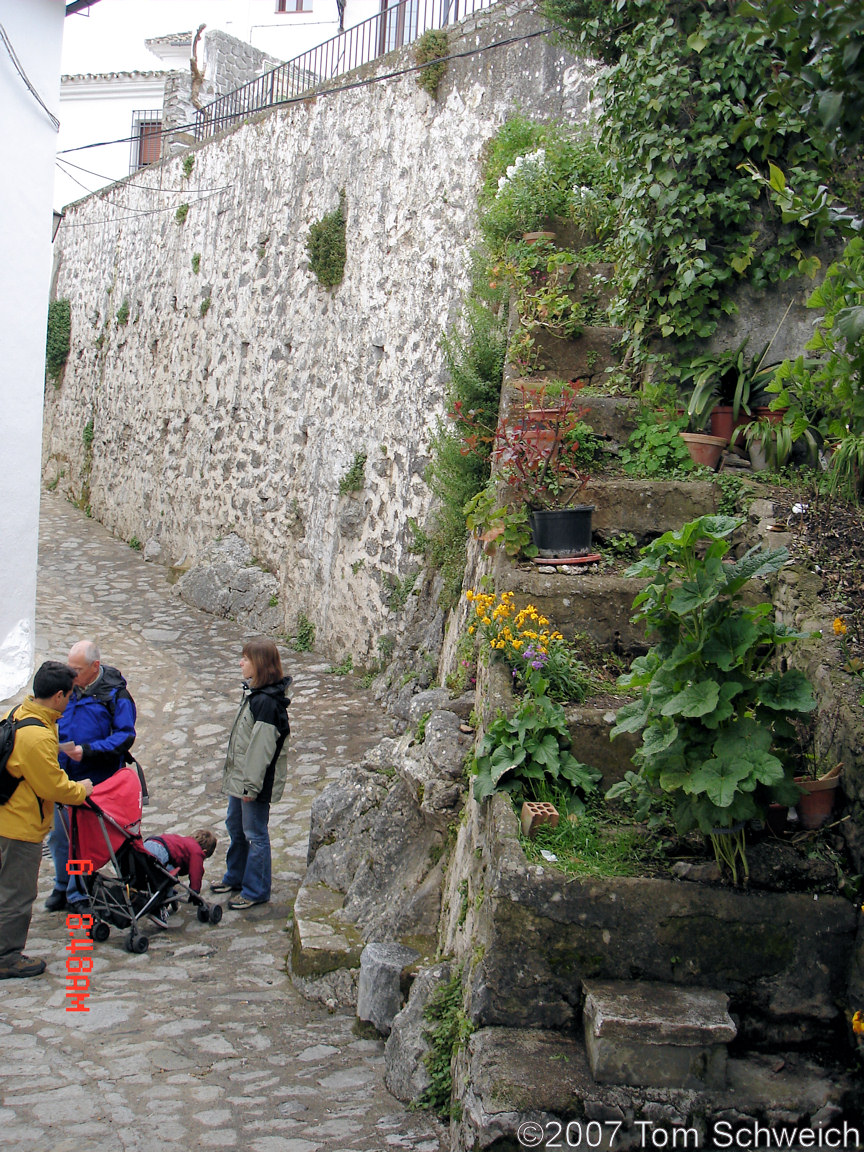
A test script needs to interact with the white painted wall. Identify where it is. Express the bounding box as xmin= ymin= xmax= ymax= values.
xmin=62 ymin=0 xmax=380 ymax=76
xmin=56 ymin=73 xmax=166 ymax=209
xmin=0 ymin=0 xmax=65 ymax=700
